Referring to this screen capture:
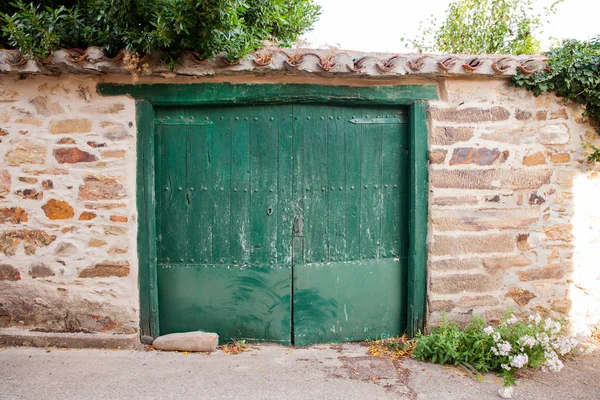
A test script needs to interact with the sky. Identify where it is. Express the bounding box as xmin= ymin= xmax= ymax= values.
xmin=301 ymin=0 xmax=599 ymax=53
